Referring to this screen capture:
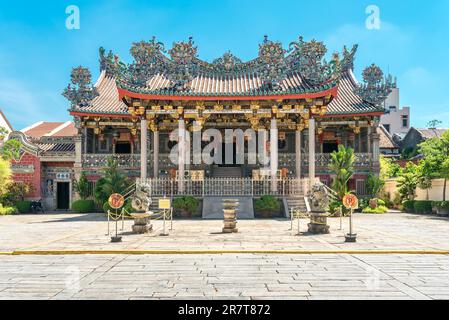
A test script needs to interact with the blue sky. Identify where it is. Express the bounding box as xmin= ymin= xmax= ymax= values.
xmin=0 ymin=0 xmax=448 ymax=129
